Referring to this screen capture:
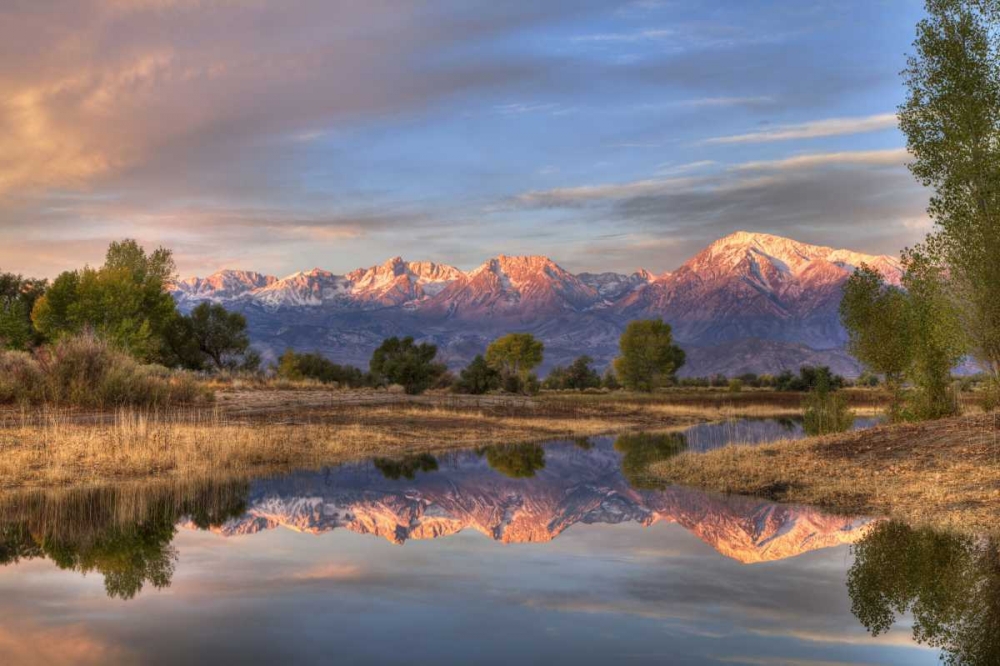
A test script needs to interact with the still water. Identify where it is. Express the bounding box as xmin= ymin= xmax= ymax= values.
xmin=681 ymin=416 xmax=881 ymax=452
xmin=0 ymin=435 xmax=993 ymax=665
